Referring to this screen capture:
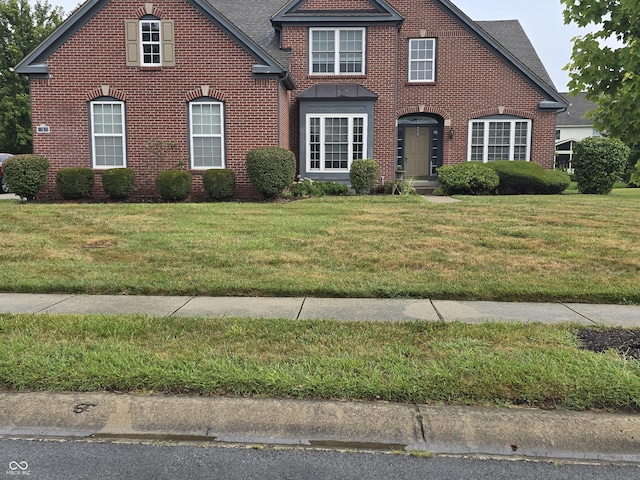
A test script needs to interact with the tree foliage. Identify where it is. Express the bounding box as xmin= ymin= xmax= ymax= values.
xmin=561 ymin=0 xmax=640 ymax=147
xmin=0 ymin=0 xmax=63 ymax=153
